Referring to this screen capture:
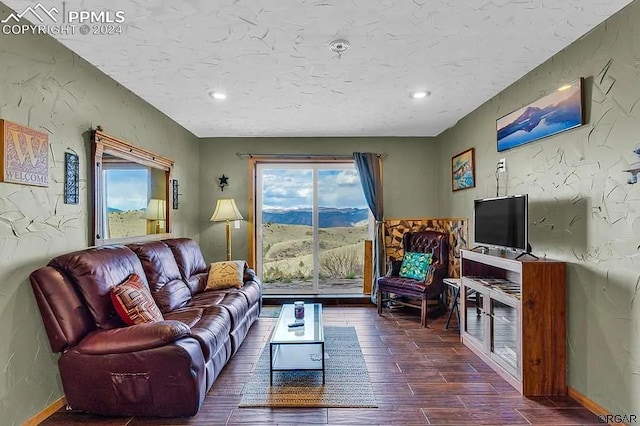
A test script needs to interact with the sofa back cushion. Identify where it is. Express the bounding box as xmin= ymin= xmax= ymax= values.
xmin=49 ymin=245 xmax=148 ymax=329
xmin=163 ymin=238 xmax=208 ymax=294
xmin=128 ymin=241 xmax=192 ymax=312
xmin=30 ymin=266 xmax=95 ymax=353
